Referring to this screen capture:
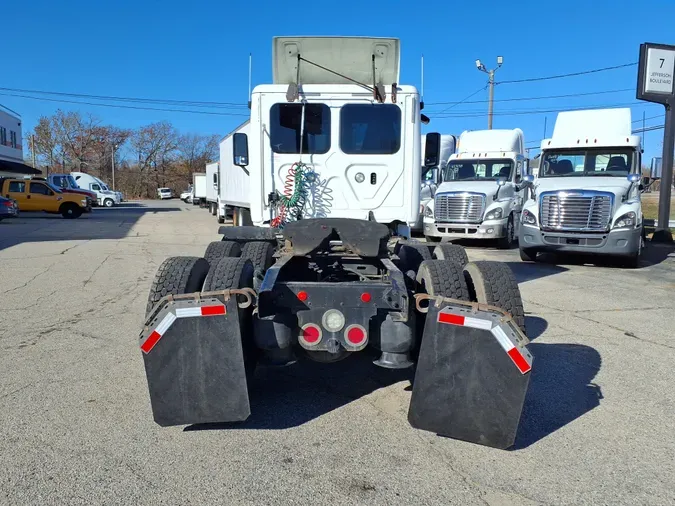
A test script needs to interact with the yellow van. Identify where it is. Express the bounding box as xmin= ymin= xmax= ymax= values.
xmin=0 ymin=178 xmax=90 ymax=218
